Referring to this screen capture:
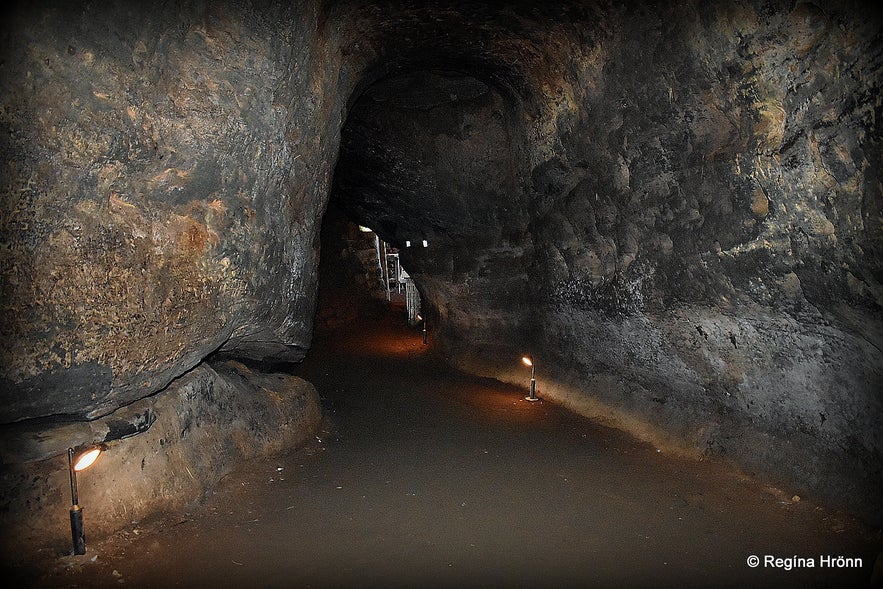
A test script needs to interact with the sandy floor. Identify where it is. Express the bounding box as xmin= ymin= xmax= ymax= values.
xmin=7 ymin=311 xmax=882 ymax=588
